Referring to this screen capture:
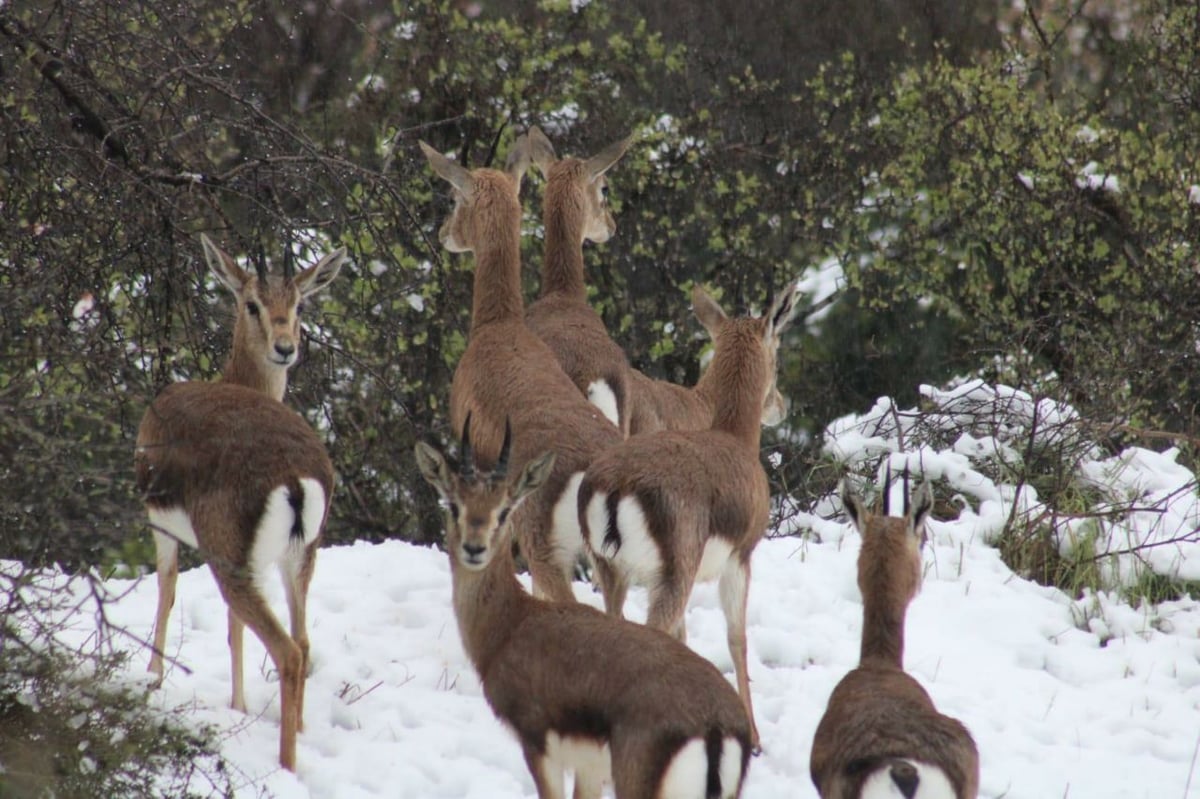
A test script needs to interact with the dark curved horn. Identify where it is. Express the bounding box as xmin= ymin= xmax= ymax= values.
xmin=883 ymin=461 xmax=893 ymax=516
xmin=283 ymin=231 xmax=295 ymax=281
xmin=902 ymin=468 xmax=911 ymax=517
xmin=254 ymin=242 xmax=268 ymax=283
xmin=493 ymin=418 xmax=513 ymax=481
xmin=460 ymin=413 xmax=476 ymax=481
